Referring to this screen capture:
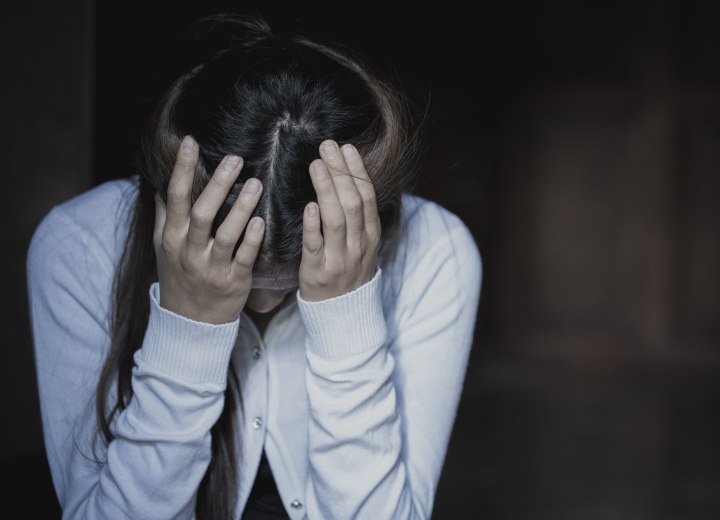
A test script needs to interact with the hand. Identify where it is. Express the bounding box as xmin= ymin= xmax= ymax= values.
xmin=153 ymin=136 xmax=265 ymax=324
xmin=299 ymin=139 xmax=381 ymax=301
